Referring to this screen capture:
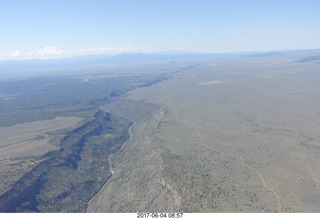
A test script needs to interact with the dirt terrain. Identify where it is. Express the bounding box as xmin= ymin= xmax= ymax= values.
xmin=0 ymin=116 xmax=82 ymax=159
xmin=0 ymin=116 xmax=82 ymax=196
xmin=88 ymin=55 xmax=320 ymax=212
